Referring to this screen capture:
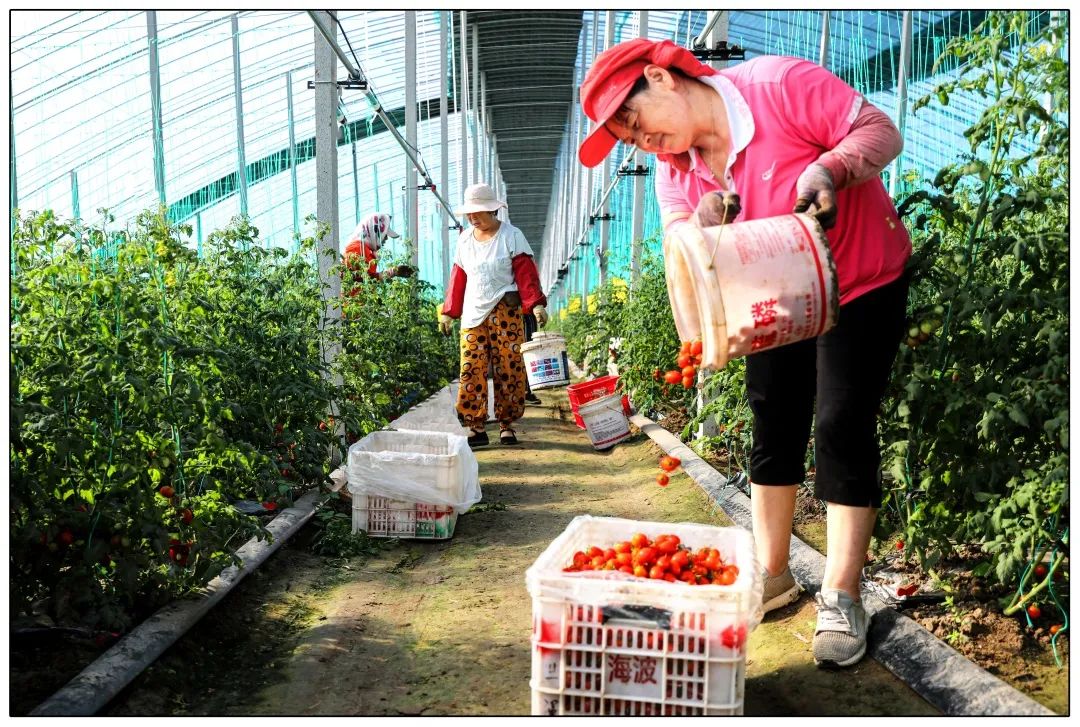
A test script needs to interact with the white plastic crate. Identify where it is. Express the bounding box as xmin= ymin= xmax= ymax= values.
xmin=347 ymin=429 xmax=479 ymax=540
xmin=525 ymin=516 xmax=763 ymax=716
xmin=352 ymin=495 xmax=458 ymax=539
